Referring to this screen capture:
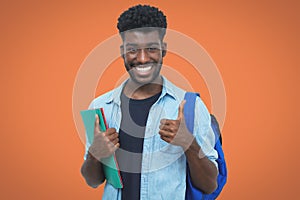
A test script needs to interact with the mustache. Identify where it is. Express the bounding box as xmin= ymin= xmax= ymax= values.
xmin=124 ymin=60 xmax=163 ymax=71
